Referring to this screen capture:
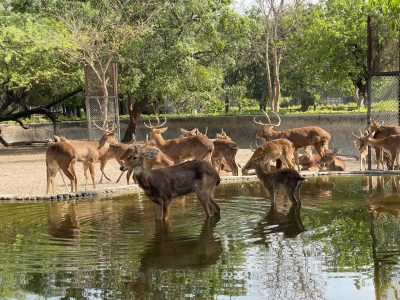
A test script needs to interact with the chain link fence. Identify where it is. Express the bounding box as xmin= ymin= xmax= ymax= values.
xmin=367 ymin=72 xmax=400 ymax=125
xmin=85 ymin=96 xmax=120 ymax=140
